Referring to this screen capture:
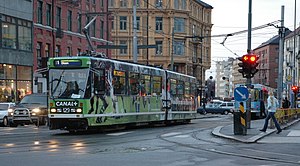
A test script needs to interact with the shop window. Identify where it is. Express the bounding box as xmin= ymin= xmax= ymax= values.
xmin=17 ymin=66 xmax=31 ymax=80
xmin=0 ymin=80 xmax=16 ymax=102
xmin=0 ymin=64 xmax=16 ymax=79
